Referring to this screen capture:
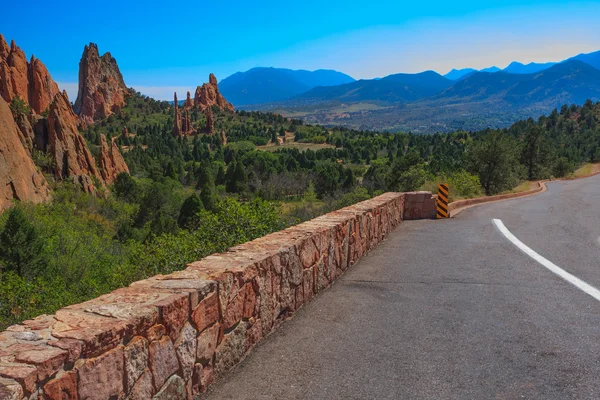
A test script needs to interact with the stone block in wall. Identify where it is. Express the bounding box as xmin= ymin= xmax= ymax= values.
xmin=0 ymin=364 xmax=36 ymax=396
xmin=0 ymin=378 xmax=23 ymax=400
xmin=191 ymin=291 xmax=219 ymax=333
xmin=128 ymin=368 xmax=154 ymax=400
xmin=76 ymin=344 xmax=124 ymax=399
xmin=196 ymin=323 xmax=219 ymax=364
xmin=175 ymin=322 xmax=197 ymax=382
xmin=124 ymin=336 xmax=149 ymax=393
xmin=148 ymin=336 xmax=179 ymax=391
xmin=153 ymin=374 xmax=186 ymax=400
xmin=213 ymin=322 xmax=246 ymax=378
xmin=43 ymin=370 xmax=77 ymax=400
